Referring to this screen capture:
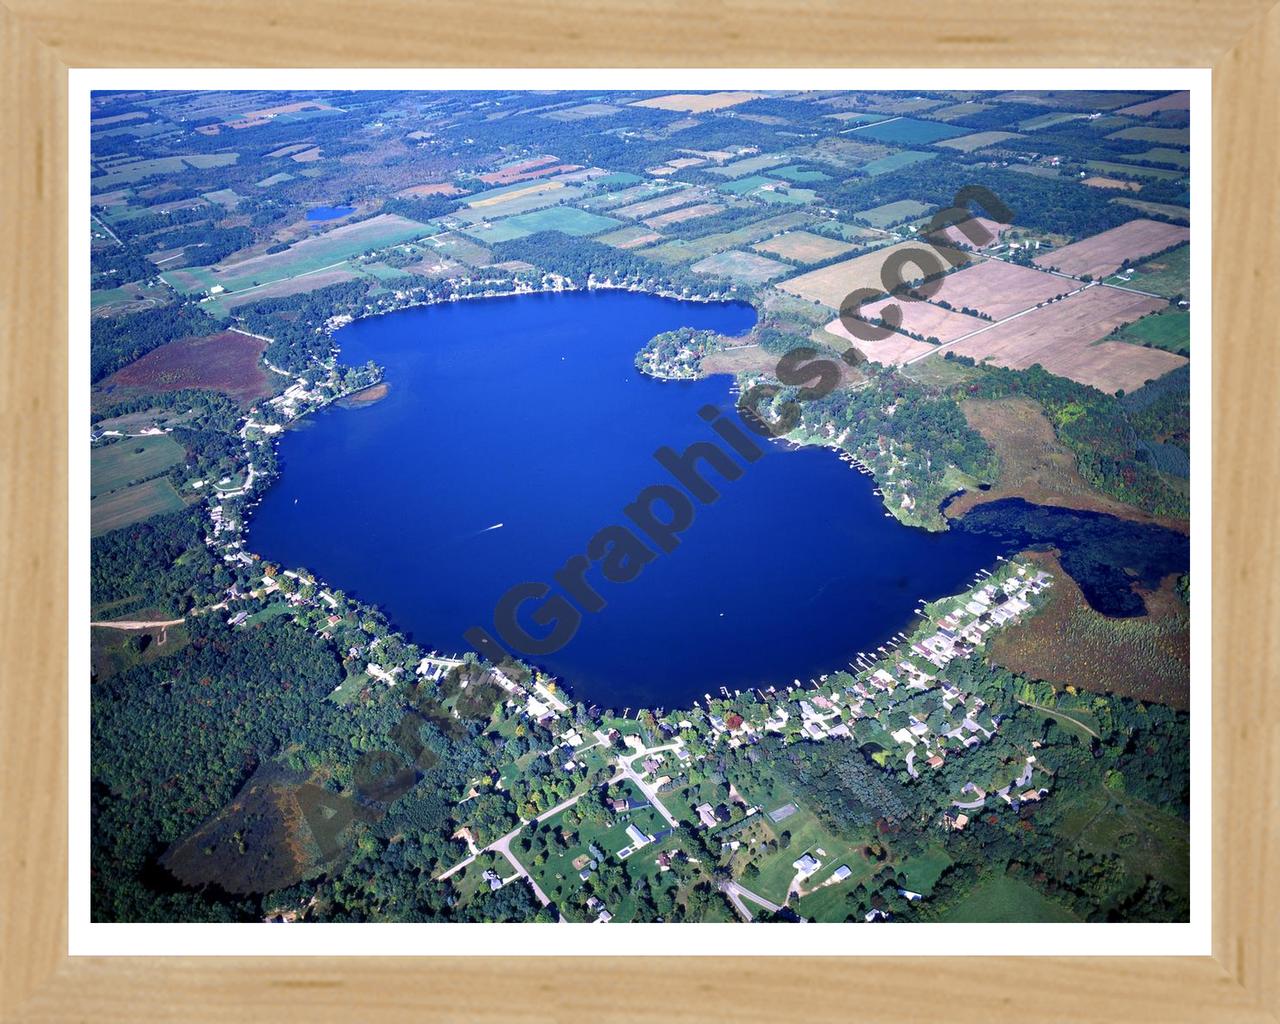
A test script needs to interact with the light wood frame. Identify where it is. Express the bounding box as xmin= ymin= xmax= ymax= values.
xmin=2 ymin=2 xmax=1277 ymax=1019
